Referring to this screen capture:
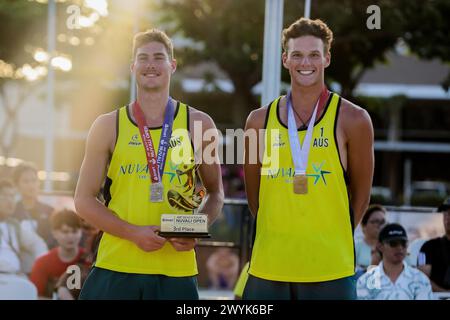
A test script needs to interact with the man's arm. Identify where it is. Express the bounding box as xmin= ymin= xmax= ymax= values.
xmin=343 ymin=103 xmax=374 ymax=227
xmin=168 ymin=110 xmax=224 ymax=252
xmin=243 ymin=108 xmax=267 ymax=217
xmin=418 ymin=264 xmax=448 ymax=292
xmin=74 ymin=113 xmax=166 ymax=252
